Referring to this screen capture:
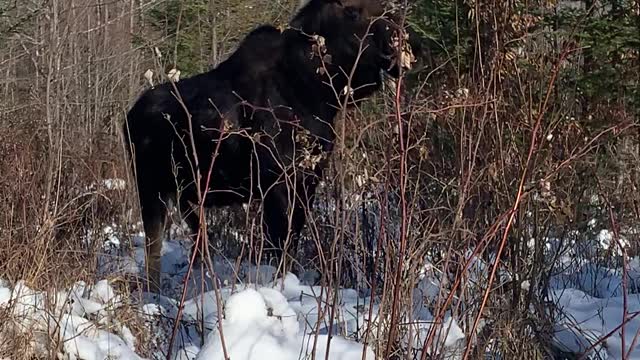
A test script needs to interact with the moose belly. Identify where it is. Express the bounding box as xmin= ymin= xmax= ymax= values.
xmin=199 ymin=136 xmax=255 ymax=207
